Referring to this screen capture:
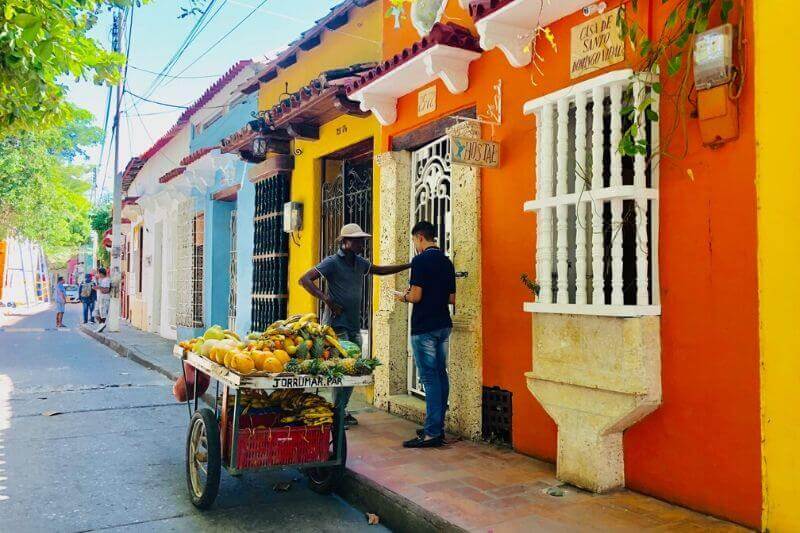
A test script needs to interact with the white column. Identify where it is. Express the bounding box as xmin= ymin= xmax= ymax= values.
xmin=538 ymin=103 xmax=555 ymax=304
xmin=609 ymin=83 xmax=624 ymax=306
xmin=574 ymin=91 xmax=588 ymax=305
xmin=555 ymin=98 xmax=569 ymax=304
xmin=633 ymin=80 xmax=650 ymax=305
xmin=534 ymin=111 xmax=545 ymax=299
xmin=591 ymin=86 xmax=605 ymax=306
